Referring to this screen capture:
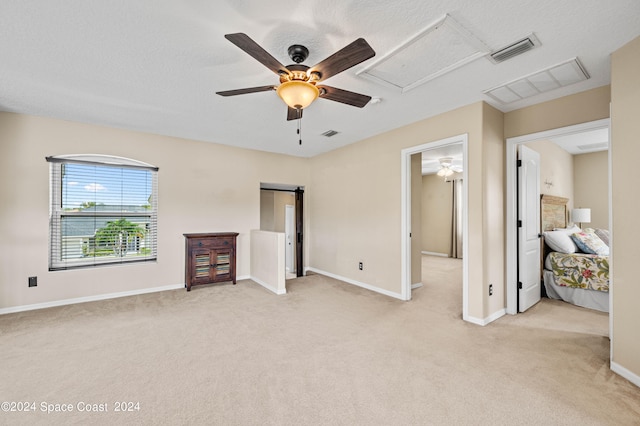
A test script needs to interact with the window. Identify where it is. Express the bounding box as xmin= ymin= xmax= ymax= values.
xmin=47 ymin=154 xmax=158 ymax=270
